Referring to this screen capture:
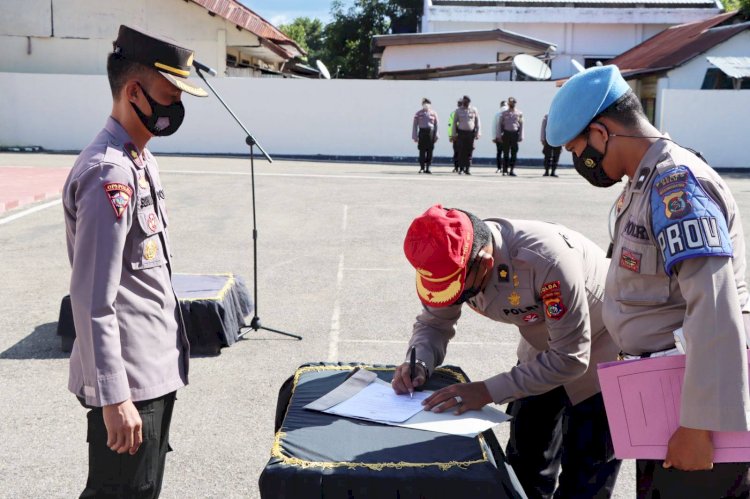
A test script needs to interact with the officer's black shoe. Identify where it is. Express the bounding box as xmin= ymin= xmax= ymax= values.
xmin=551 ymin=173 xmax=559 ymax=177
xmin=543 ymin=172 xmax=549 ymax=176
xmin=425 ymin=168 xmax=432 ymax=174
xmin=465 ymin=170 xmax=471 ymax=175
xmin=509 ymin=171 xmax=517 ymax=177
